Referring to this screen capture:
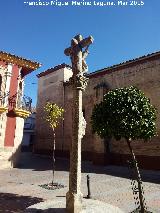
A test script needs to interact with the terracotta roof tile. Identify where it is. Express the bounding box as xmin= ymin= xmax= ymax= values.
xmin=88 ymin=51 xmax=160 ymax=78
xmin=37 ymin=63 xmax=71 ymax=78
xmin=37 ymin=50 xmax=160 ymax=79
xmin=0 ymin=50 xmax=41 ymax=70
